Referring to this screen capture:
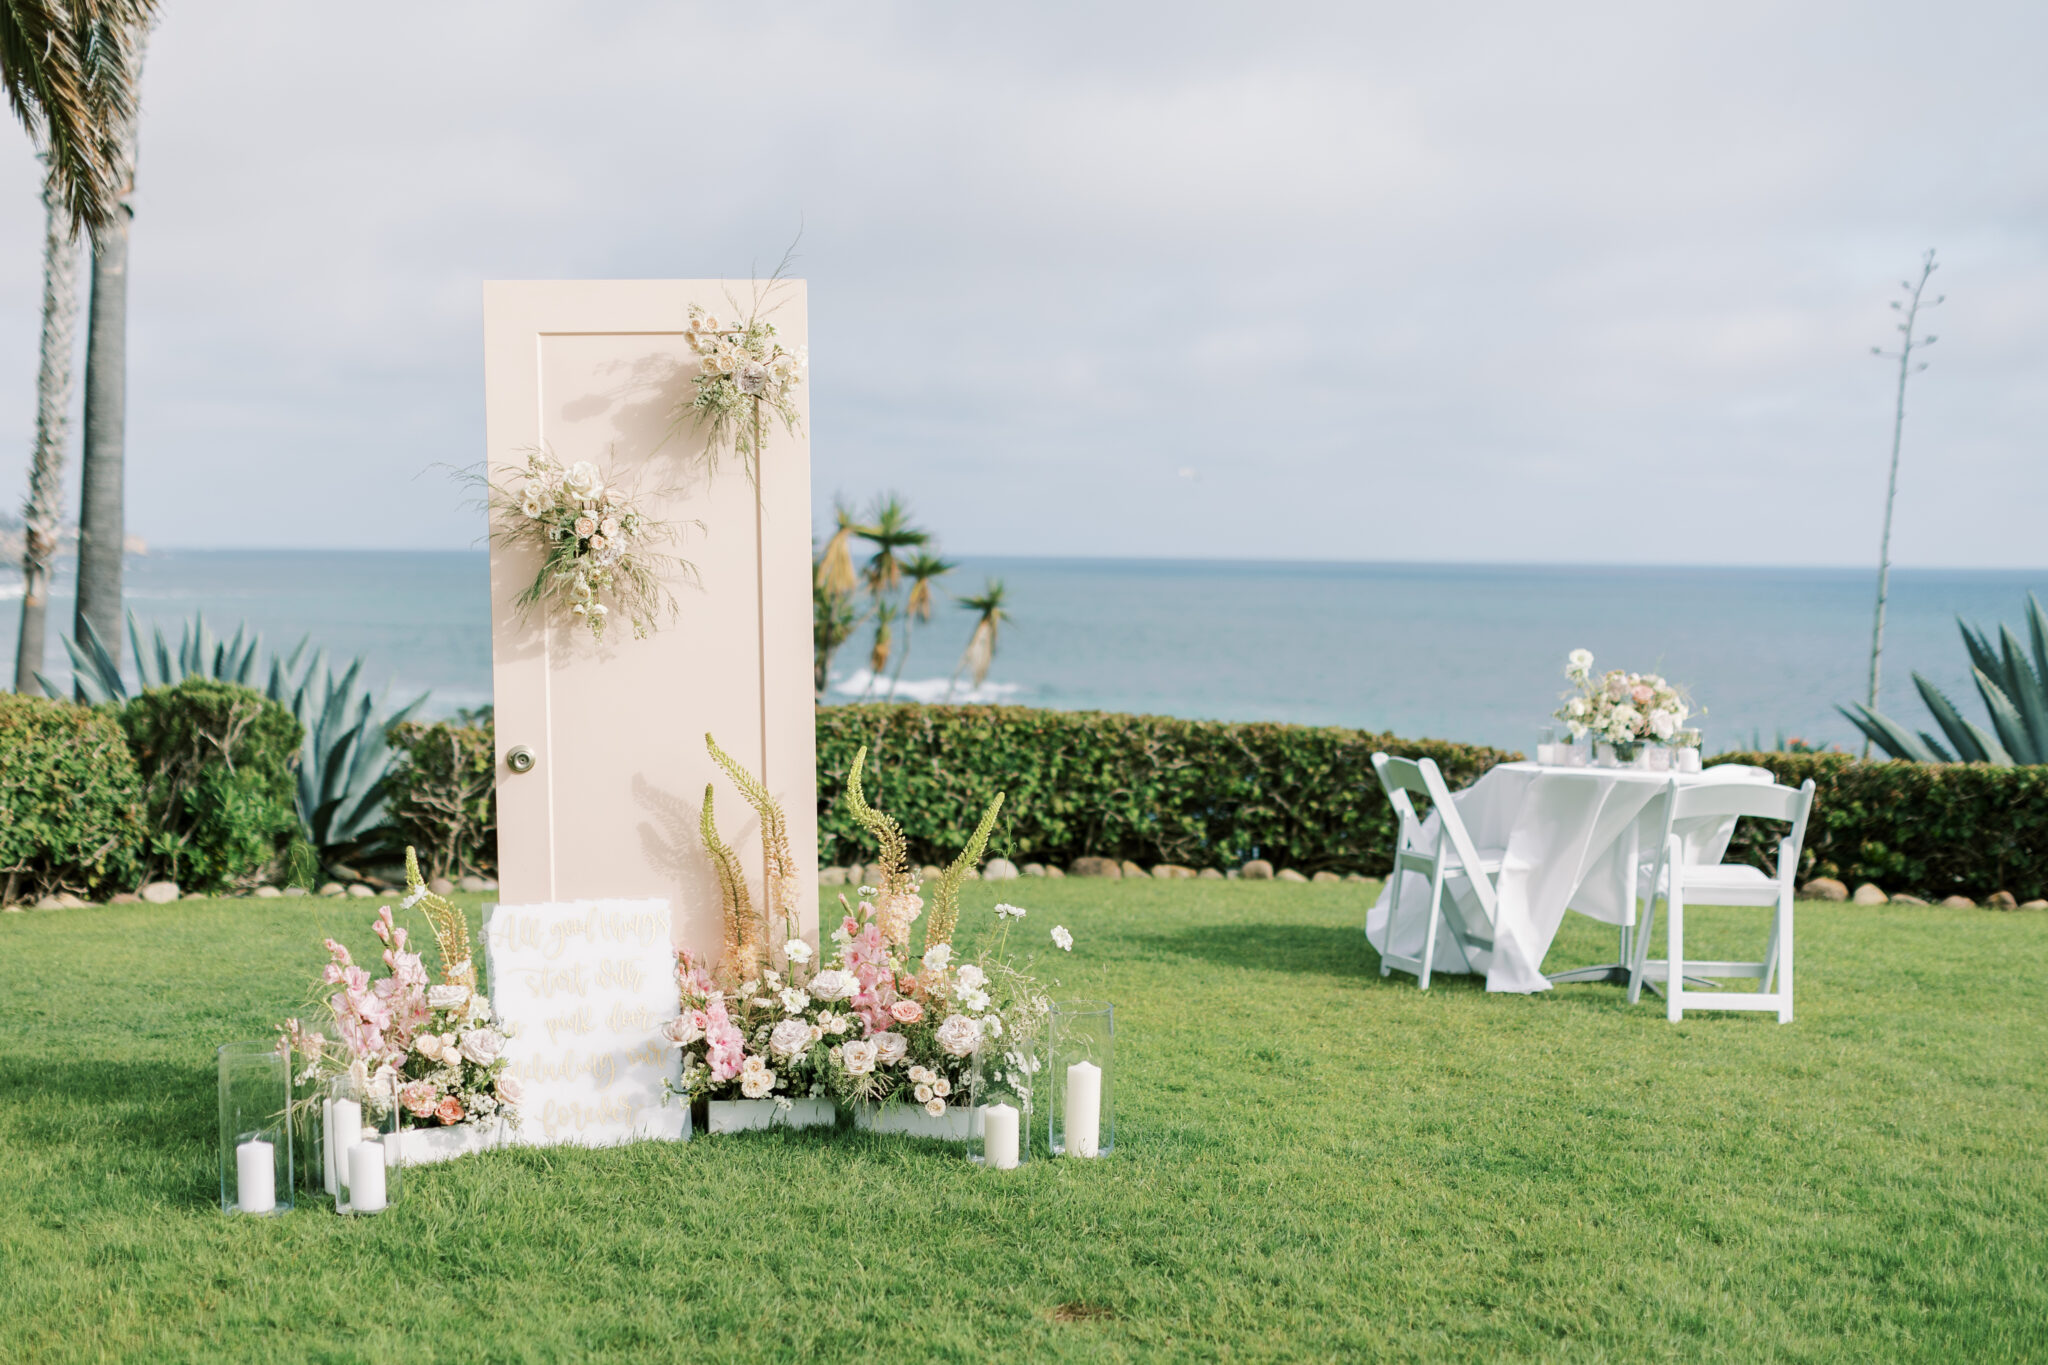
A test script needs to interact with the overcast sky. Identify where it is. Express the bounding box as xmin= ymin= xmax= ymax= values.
xmin=0 ymin=0 xmax=2040 ymax=565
